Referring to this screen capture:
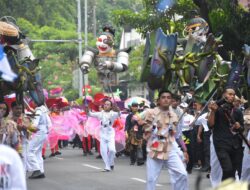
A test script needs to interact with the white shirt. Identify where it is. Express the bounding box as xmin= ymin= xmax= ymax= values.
xmin=195 ymin=113 xmax=209 ymax=132
xmin=171 ymin=106 xmax=183 ymax=119
xmin=33 ymin=105 xmax=52 ymax=134
xmin=89 ymin=110 xmax=119 ymax=139
xmin=179 ymin=113 xmax=195 ymax=132
xmin=0 ymin=145 xmax=27 ymax=190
